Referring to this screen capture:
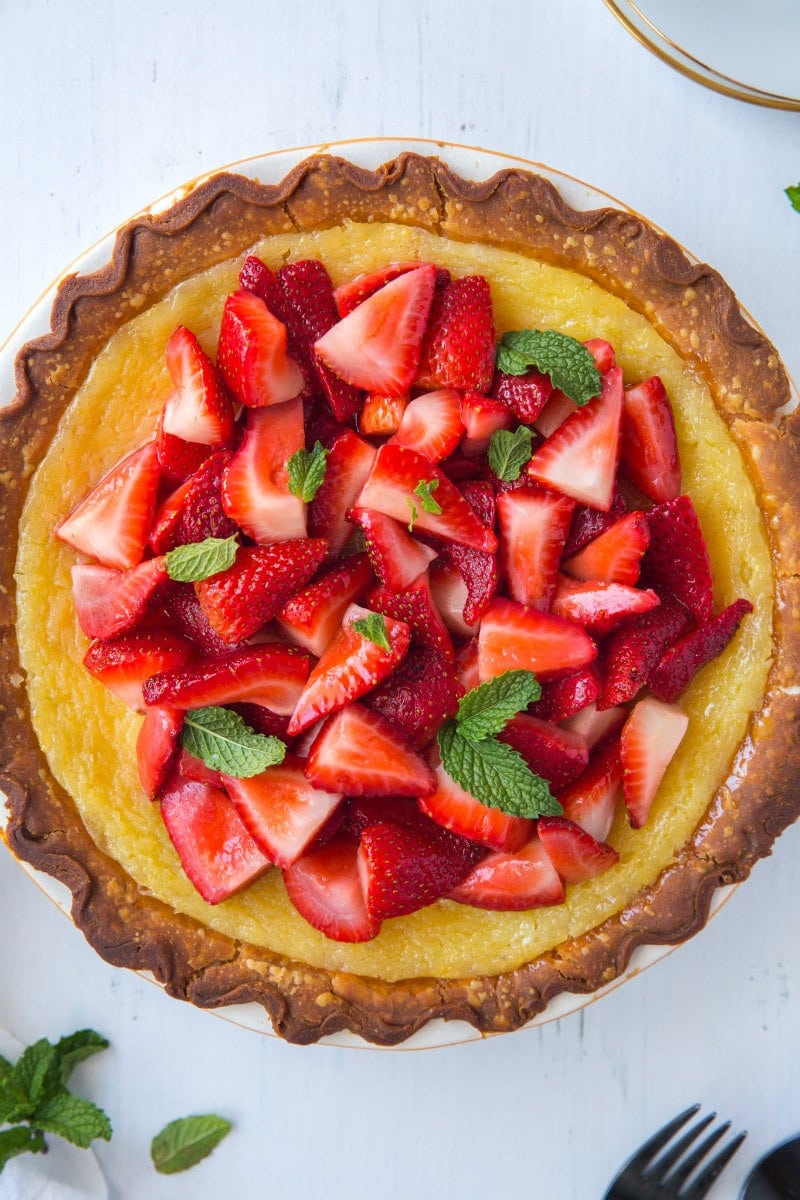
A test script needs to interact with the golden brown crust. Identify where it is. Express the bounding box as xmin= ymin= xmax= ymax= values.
xmin=2 ymin=151 xmax=799 ymax=1045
